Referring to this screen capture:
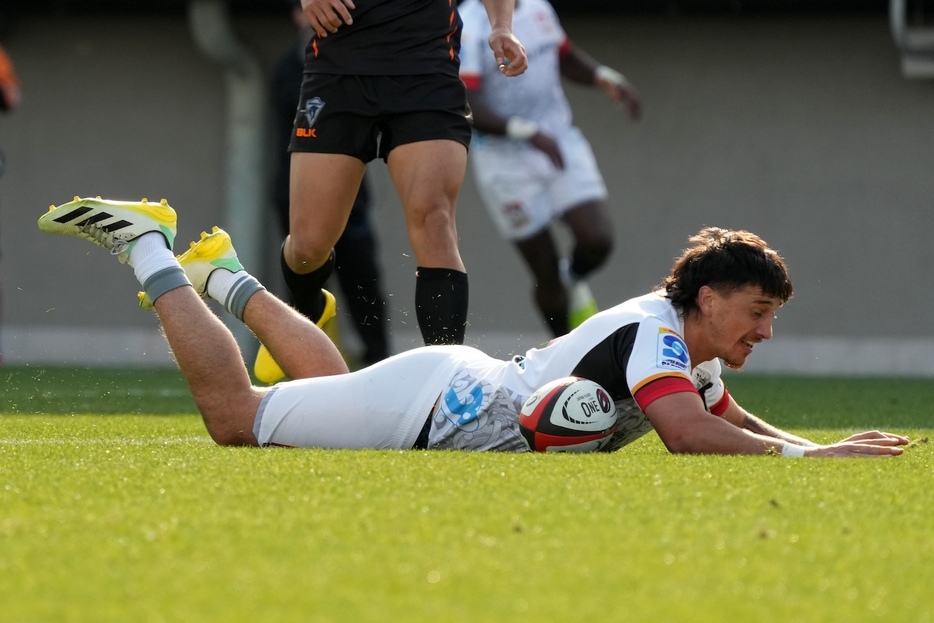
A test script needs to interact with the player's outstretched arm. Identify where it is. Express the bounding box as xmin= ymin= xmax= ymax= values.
xmin=558 ymin=44 xmax=641 ymax=120
xmin=481 ymin=0 xmax=528 ymax=76
xmin=720 ymin=397 xmax=818 ymax=447
xmin=645 ymin=392 xmax=906 ymax=458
